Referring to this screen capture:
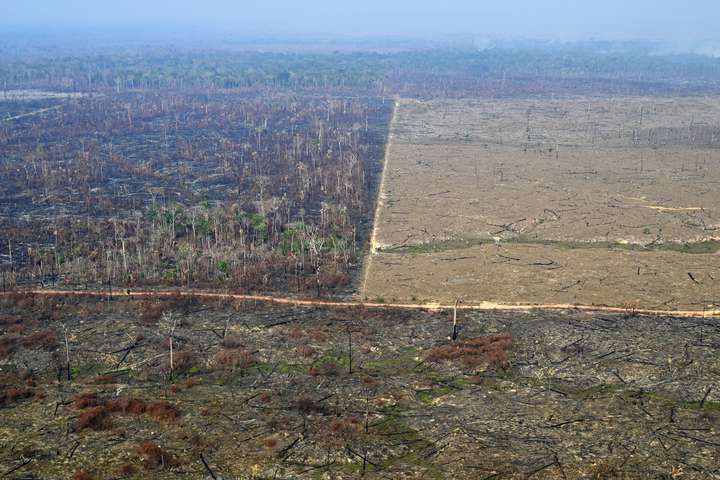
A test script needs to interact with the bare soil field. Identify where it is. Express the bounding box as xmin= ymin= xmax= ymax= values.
xmin=364 ymin=97 xmax=720 ymax=310
xmin=1 ymin=295 xmax=719 ymax=479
